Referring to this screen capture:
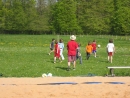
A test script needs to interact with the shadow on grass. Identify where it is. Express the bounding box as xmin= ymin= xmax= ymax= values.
xmin=55 ymin=66 xmax=67 ymax=71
